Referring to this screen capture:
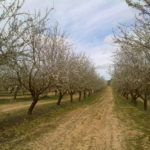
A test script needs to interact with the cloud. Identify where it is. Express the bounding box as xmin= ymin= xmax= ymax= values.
xmin=71 ymin=34 xmax=116 ymax=79
xmin=22 ymin=0 xmax=135 ymax=79
xmin=104 ymin=34 xmax=114 ymax=44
